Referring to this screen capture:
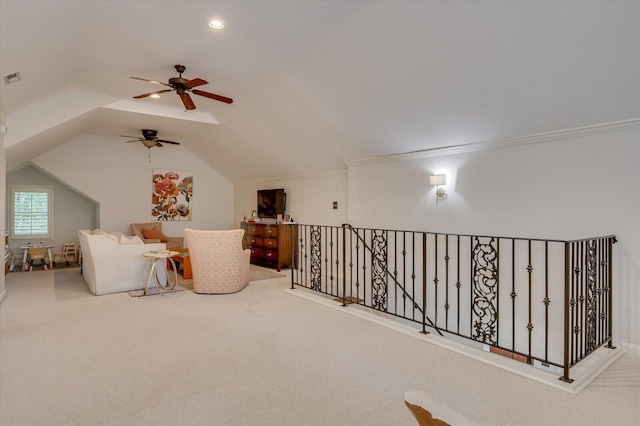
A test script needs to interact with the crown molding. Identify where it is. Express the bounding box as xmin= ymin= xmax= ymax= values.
xmin=347 ymin=118 xmax=640 ymax=167
xmin=235 ymin=168 xmax=347 ymax=187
